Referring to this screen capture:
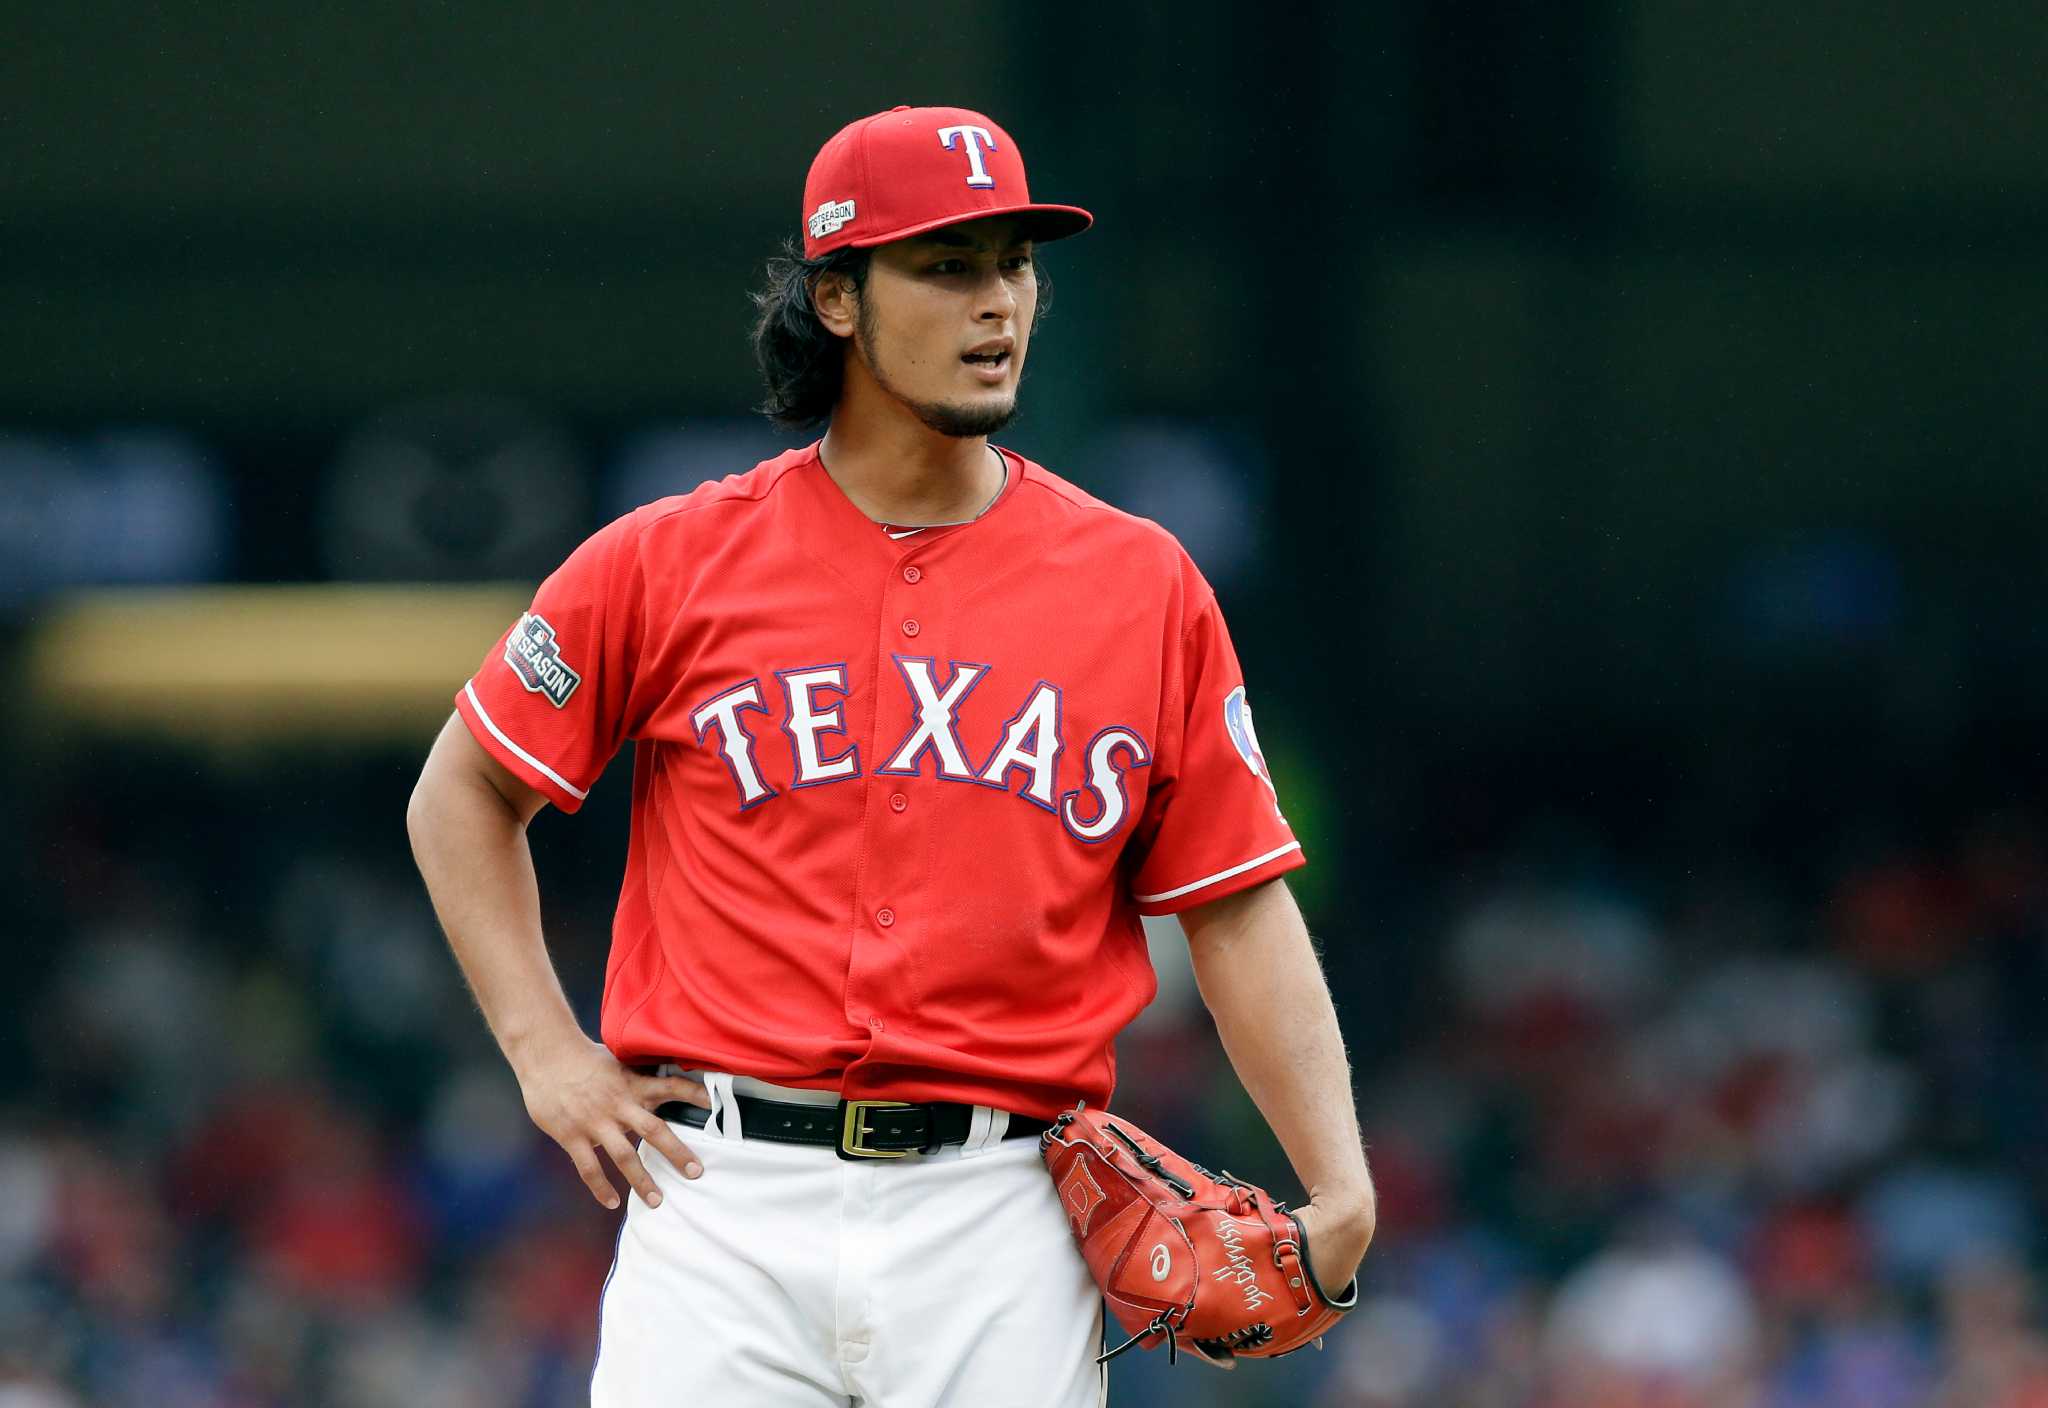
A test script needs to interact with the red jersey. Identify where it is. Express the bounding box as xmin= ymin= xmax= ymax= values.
xmin=455 ymin=443 xmax=1304 ymax=1118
